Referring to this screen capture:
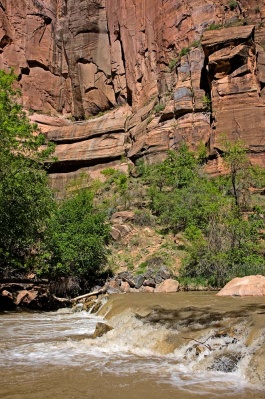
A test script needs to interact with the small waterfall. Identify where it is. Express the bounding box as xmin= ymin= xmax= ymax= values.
xmin=0 ymin=292 xmax=264 ymax=398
